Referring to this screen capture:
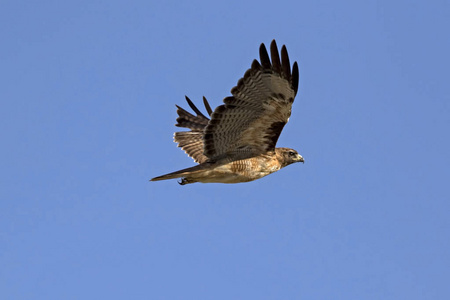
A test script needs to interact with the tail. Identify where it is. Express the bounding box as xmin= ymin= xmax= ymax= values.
xmin=150 ymin=164 xmax=207 ymax=182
